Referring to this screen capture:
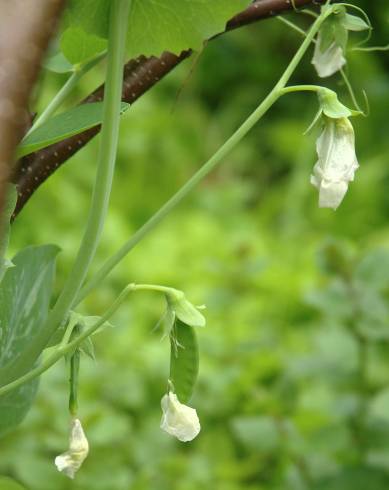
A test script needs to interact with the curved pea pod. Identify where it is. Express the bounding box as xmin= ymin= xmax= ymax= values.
xmin=169 ymin=320 xmax=199 ymax=404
